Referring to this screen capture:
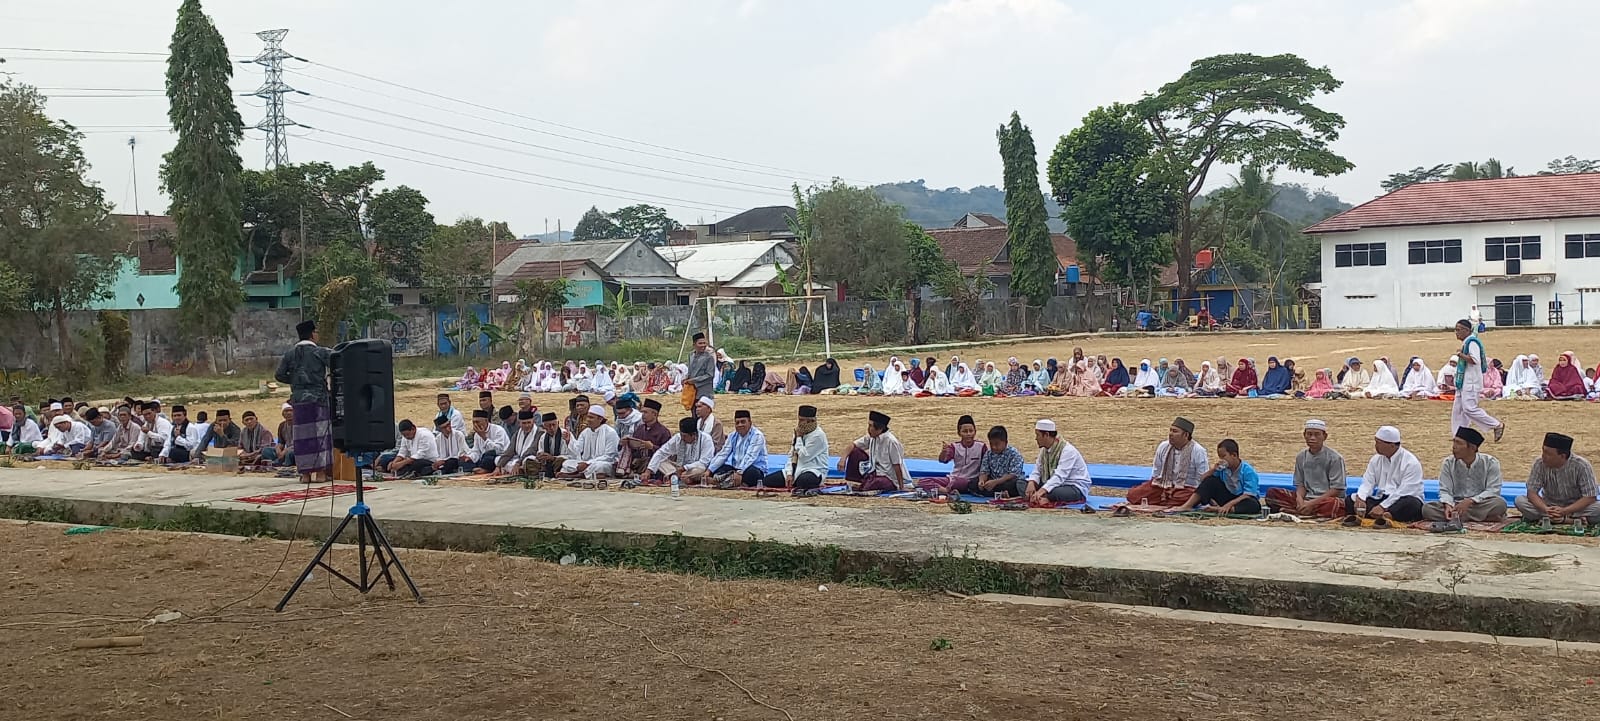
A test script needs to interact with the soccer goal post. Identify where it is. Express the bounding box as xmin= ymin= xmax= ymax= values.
xmin=698 ymin=295 xmax=833 ymax=359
